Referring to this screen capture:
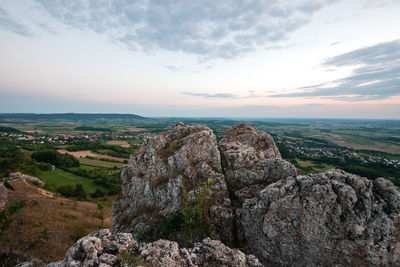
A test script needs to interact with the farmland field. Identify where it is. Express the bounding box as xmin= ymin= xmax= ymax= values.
xmin=57 ymin=149 xmax=127 ymax=162
xmin=105 ymin=140 xmax=130 ymax=147
xmin=78 ymin=157 xmax=124 ymax=168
